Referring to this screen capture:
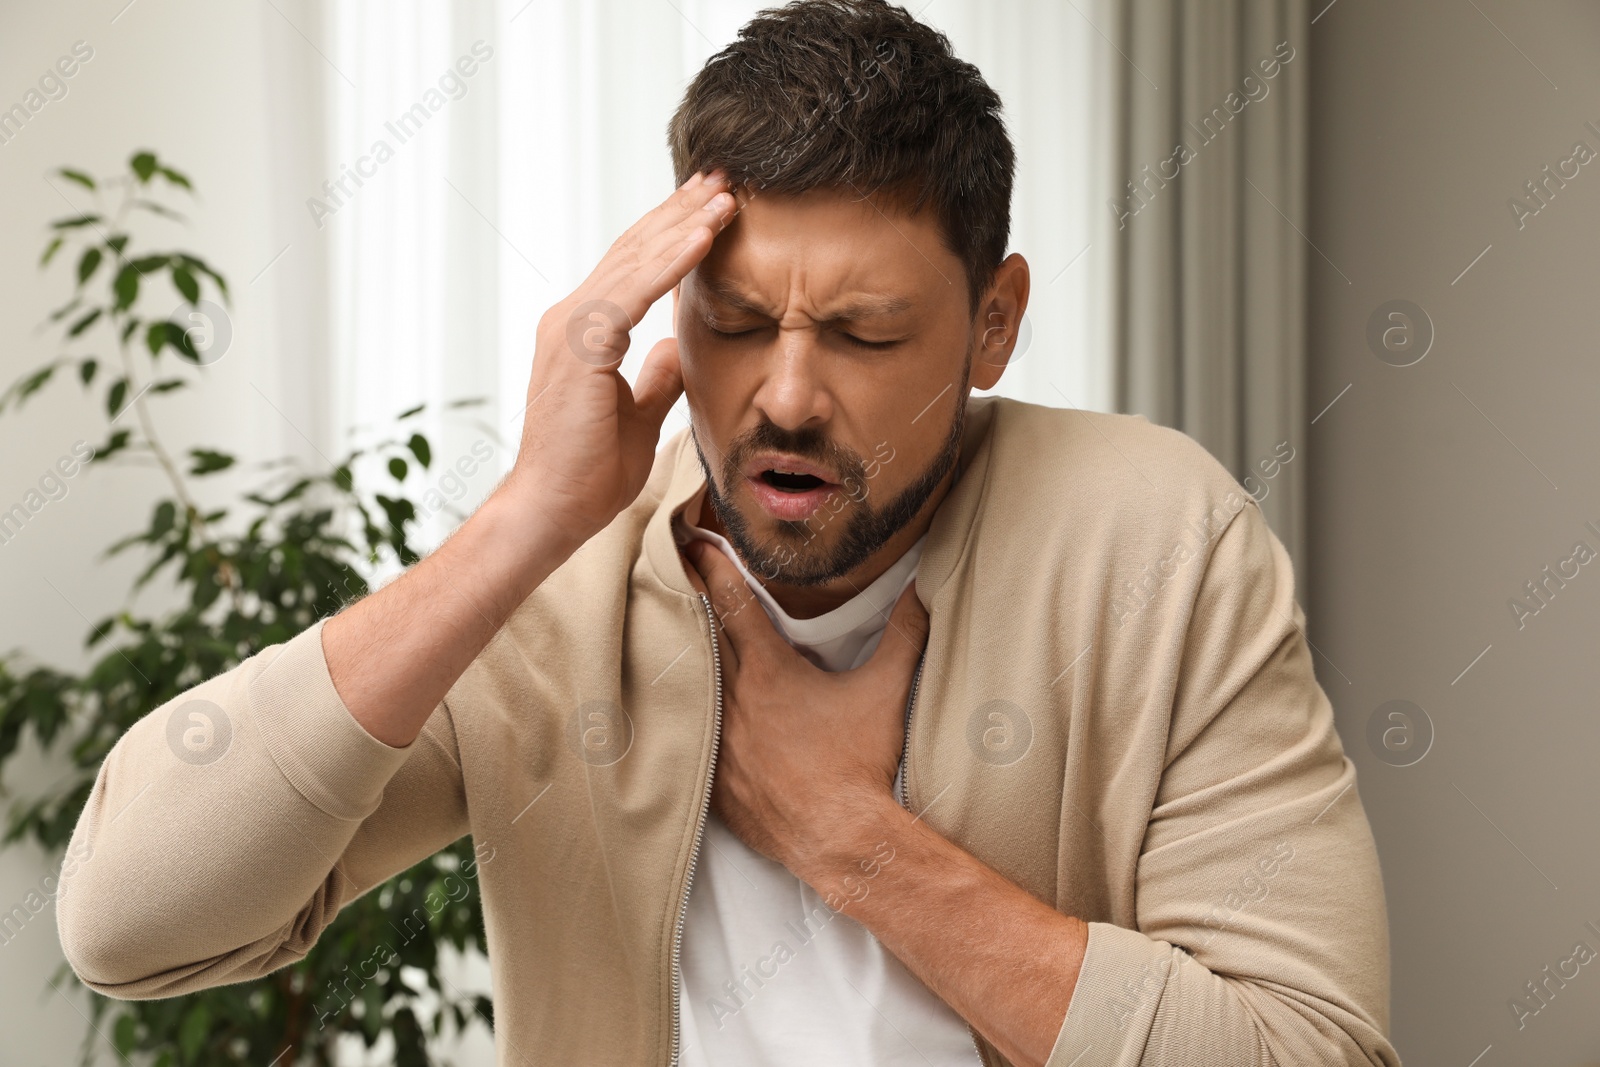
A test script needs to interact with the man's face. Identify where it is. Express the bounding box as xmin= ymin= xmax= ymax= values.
xmin=674 ymin=185 xmax=1007 ymax=588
